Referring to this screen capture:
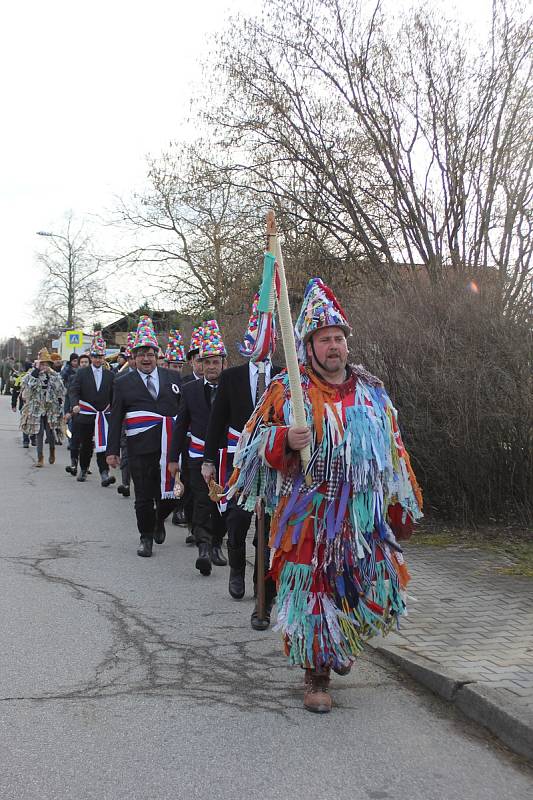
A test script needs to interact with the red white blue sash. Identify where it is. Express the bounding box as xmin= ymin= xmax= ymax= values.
xmin=125 ymin=411 xmax=176 ymax=499
xmin=188 ymin=434 xmax=205 ymax=460
xmin=217 ymin=427 xmax=241 ymax=512
xmin=78 ymin=400 xmax=110 ymax=453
